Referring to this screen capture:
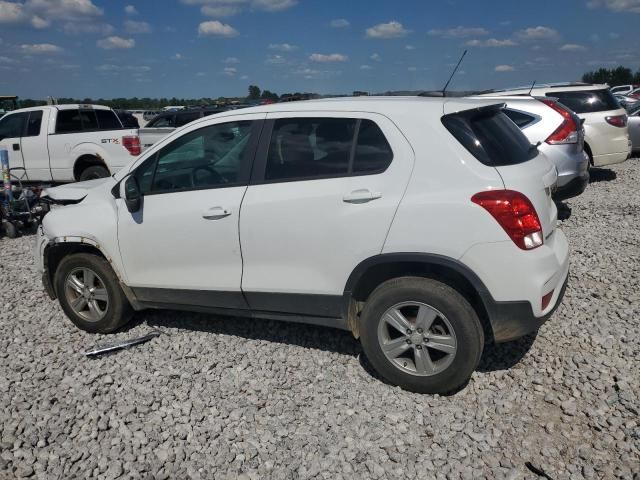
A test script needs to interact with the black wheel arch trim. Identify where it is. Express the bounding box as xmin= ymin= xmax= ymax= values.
xmin=342 ymin=253 xmax=561 ymax=343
